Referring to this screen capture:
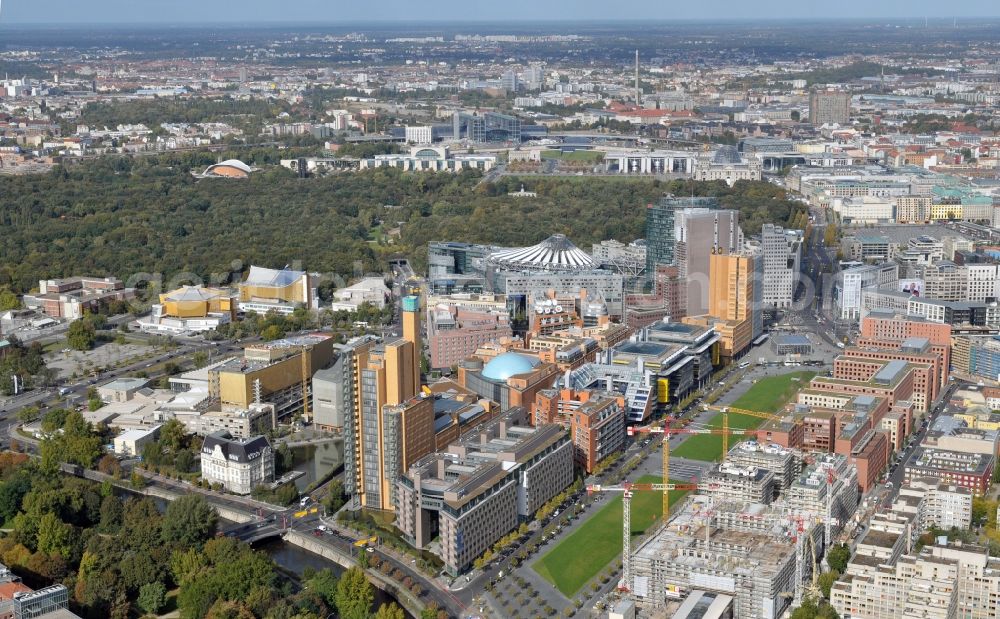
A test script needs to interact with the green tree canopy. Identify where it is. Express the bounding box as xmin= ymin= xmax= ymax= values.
xmin=304 ymin=568 xmax=339 ymax=608
xmin=67 ymin=318 xmax=97 ymax=351
xmin=138 ymin=581 xmax=167 ymax=615
xmin=0 ymin=287 xmax=20 ymax=311
xmin=374 ymin=602 xmax=406 ymax=619
xmin=335 ymin=566 xmax=374 ymax=619
xmin=162 ymin=494 xmax=219 ymax=547
xmin=827 ymin=543 xmax=851 ymax=574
